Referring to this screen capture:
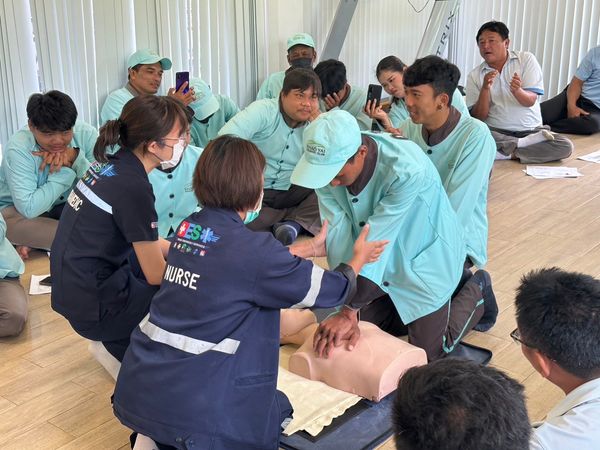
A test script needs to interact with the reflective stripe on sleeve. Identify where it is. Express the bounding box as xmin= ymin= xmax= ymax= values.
xmin=291 ymin=264 xmax=324 ymax=309
xmin=76 ymin=180 xmax=113 ymax=214
xmin=138 ymin=314 xmax=240 ymax=355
